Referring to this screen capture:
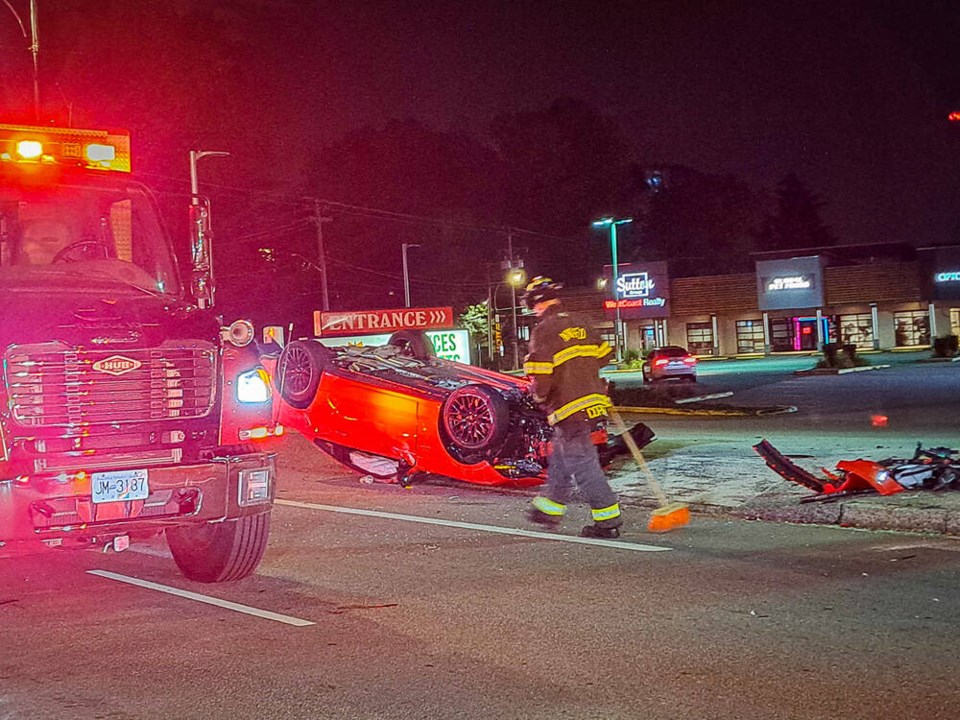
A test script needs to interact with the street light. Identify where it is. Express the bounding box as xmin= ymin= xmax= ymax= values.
xmin=592 ymin=216 xmax=633 ymax=363
xmin=187 ymin=149 xmax=230 ymax=310
xmin=402 ymin=242 xmax=421 ymax=308
xmin=189 ymin=149 xmax=230 ymax=203
xmin=486 ymin=268 xmax=527 ymax=370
